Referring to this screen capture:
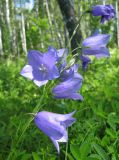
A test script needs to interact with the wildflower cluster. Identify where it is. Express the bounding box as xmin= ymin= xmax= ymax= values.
xmin=20 ymin=4 xmax=115 ymax=153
